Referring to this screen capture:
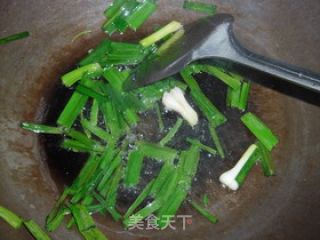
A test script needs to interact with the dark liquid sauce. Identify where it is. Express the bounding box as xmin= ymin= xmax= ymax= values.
xmin=41 ymin=69 xmax=254 ymax=208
